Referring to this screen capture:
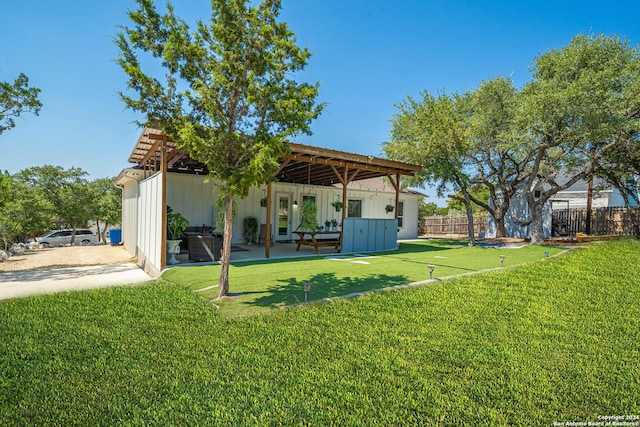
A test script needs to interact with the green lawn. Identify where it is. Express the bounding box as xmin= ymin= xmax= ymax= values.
xmin=0 ymin=239 xmax=638 ymax=425
xmin=163 ymin=239 xmax=564 ymax=316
